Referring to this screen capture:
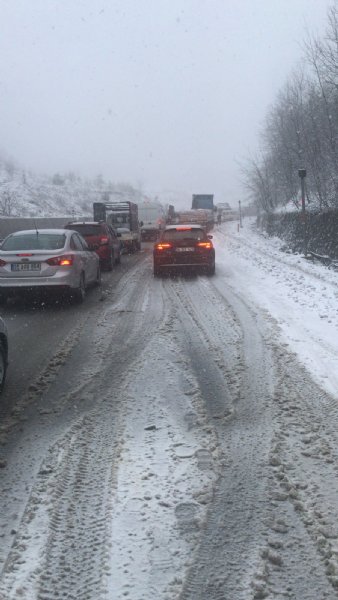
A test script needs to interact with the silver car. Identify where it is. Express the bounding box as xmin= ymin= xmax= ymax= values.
xmin=0 ymin=229 xmax=100 ymax=303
